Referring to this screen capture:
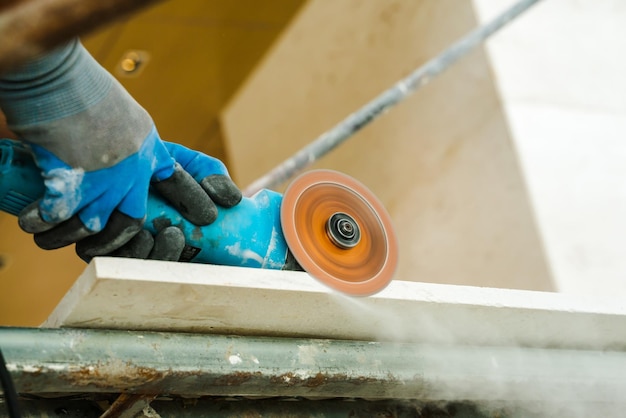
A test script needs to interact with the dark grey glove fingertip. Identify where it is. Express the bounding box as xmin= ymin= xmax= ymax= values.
xmin=18 ymin=201 xmax=52 ymax=233
xmin=34 ymin=217 xmax=93 ymax=250
xmin=149 ymin=226 xmax=185 ymax=261
xmin=179 ymin=200 xmax=218 ymax=226
xmin=201 ymin=175 xmax=243 ymax=208
xmin=75 ymin=212 xmax=144 ymax=259
xmin=76 ymin=247 xmax=92 ymax=264
xmin=105 ymin=229 xmax=154 ymax=260
xmin=154 ymin=166 xmax=218 ymax=225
